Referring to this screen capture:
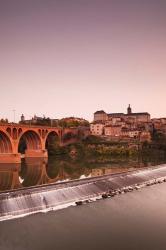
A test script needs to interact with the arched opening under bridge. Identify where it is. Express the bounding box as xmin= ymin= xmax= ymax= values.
xmin=0 ymin=131 xmax=13 ymax=153
xmin=18 ymin=130 xmax=42 ymax=155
